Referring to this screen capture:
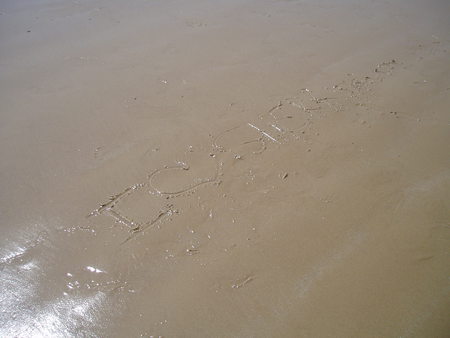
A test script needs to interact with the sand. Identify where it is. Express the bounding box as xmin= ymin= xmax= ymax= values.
xmin=1 ymin=0 xmax=449 ymax=336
